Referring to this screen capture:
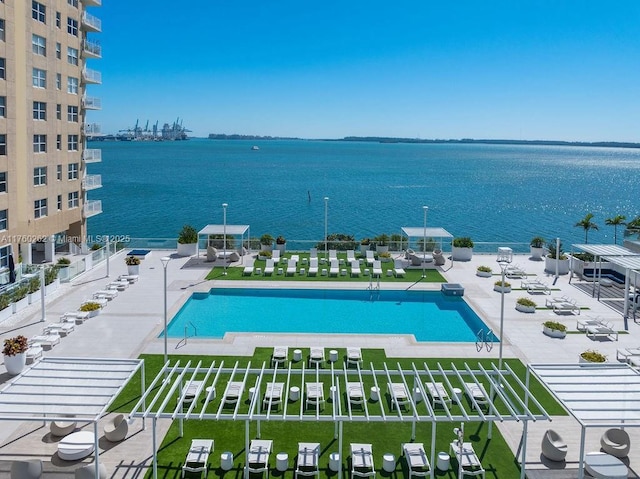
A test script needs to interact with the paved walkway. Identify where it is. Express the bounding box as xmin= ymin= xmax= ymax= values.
xmin=0 ymin=250 xmax=638 ymax=477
